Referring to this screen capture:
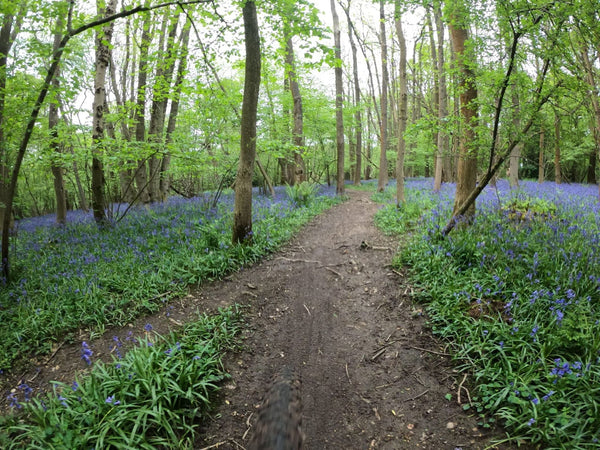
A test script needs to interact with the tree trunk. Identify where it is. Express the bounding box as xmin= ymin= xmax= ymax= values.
xmin=395 ymin=1 xmax=407 ymax=204
xmin=429 ymin=11 xmax=442 ymax=191
xmin=554 ymin=109 xmax=561 ymax=184
xmin=580 ymin=45 xmax=600 ymax=192
xmin=0 ymin=12 xmax=16 ymax=234
xmin=509 ymin=93 xmax=522 ymax=188
xmin=147 ymin=11 xmax=179 ymax=203
xmin=232 ymin=1 xmax=261 ymax=244
xmin=330 ymin=0 xmax=345 ymax=195
xmin=133 ymin=13 xmax=152 ymax=204
xmin=587 ymin=142 xmax=597 ymax=184
xmin=342 ymin=1 xmax=362 ymax=186
xmin=91 ymin=0 xmax=118 ymax=226
xmin=448 ymin=2 xmax=478 ymax=220
xmin=49 ymin=16 xmax=67 ymax=224
xmin=285 ymin=35 xmax=306 ymax=184
xmin=538 ymin=125 xmax=545 ymax=183
xmin=161 ymin=19 xmax=191 ymax=201
xmin=434 ymin=3 xmax=450 ymax=186
xmin=377 ymin=0 xmax=388 ymax=192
